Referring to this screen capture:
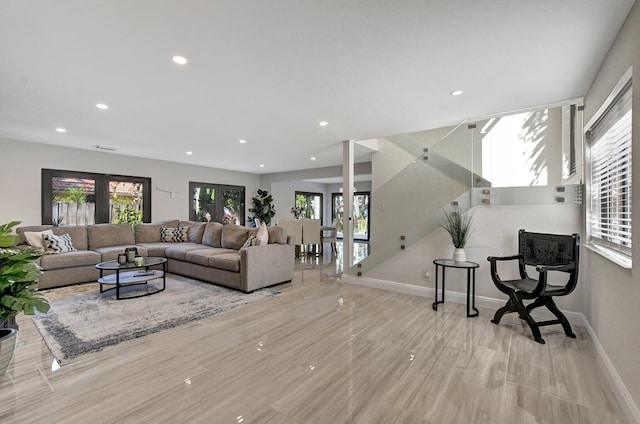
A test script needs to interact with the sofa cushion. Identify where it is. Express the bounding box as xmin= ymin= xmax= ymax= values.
xmin=202 ymin=222 xmax=223 ymax=248
xmin=93 ymin=245 xmax=148 ymax=262
xmin=55 ymin=226 xmax=89 ymax=251
xmin=179 ymin=221 xmax=206 ymax=244
xmin=267 ymin=226 xmax=286 ymax=244
xmin=221 ymin=224 xmax=250 ymax=250
xmin=134 ymin=220 xmax=180 ymax=243
xmin=24 ymin=229 xmax=54 ymax=248
xmin=88 ymin=224 xmax=135 ymax=249
xmin=209 ymin=253 xmax=241 ymax=272
xmin=43 ymin=233 xmax=77 ymax=253
xmin=184 ymin=248 xmax=236 ymax=266
xmin=164 ymin=243 xmax=210 ymax=261
xmin=40 ymin=250 xmax=101 ymax=271
xmin=161 ymin=226 xmax=188 ymax=242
